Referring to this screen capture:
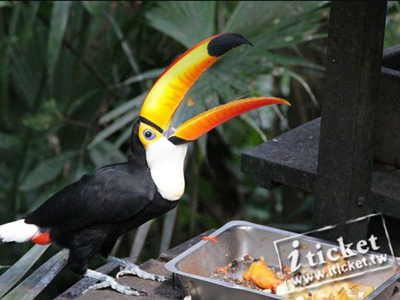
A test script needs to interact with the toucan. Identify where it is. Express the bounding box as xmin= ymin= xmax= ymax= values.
xmin=0 ymin=33 xmax=289 ymax=295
